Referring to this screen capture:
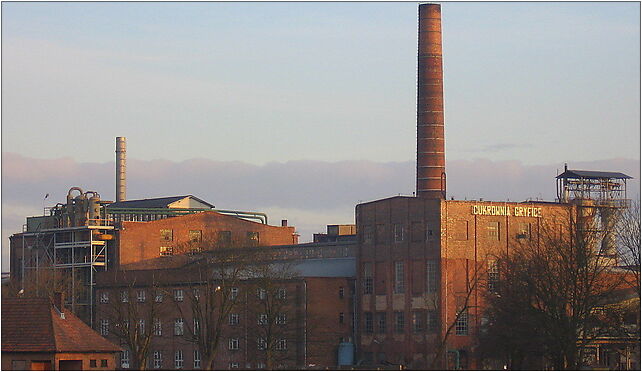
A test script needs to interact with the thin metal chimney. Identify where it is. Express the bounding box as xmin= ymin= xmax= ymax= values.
xmin=416 ymin=3 xmax=446 ymax=199
xmin=116 ymin=137 xmax=126 ymax=202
